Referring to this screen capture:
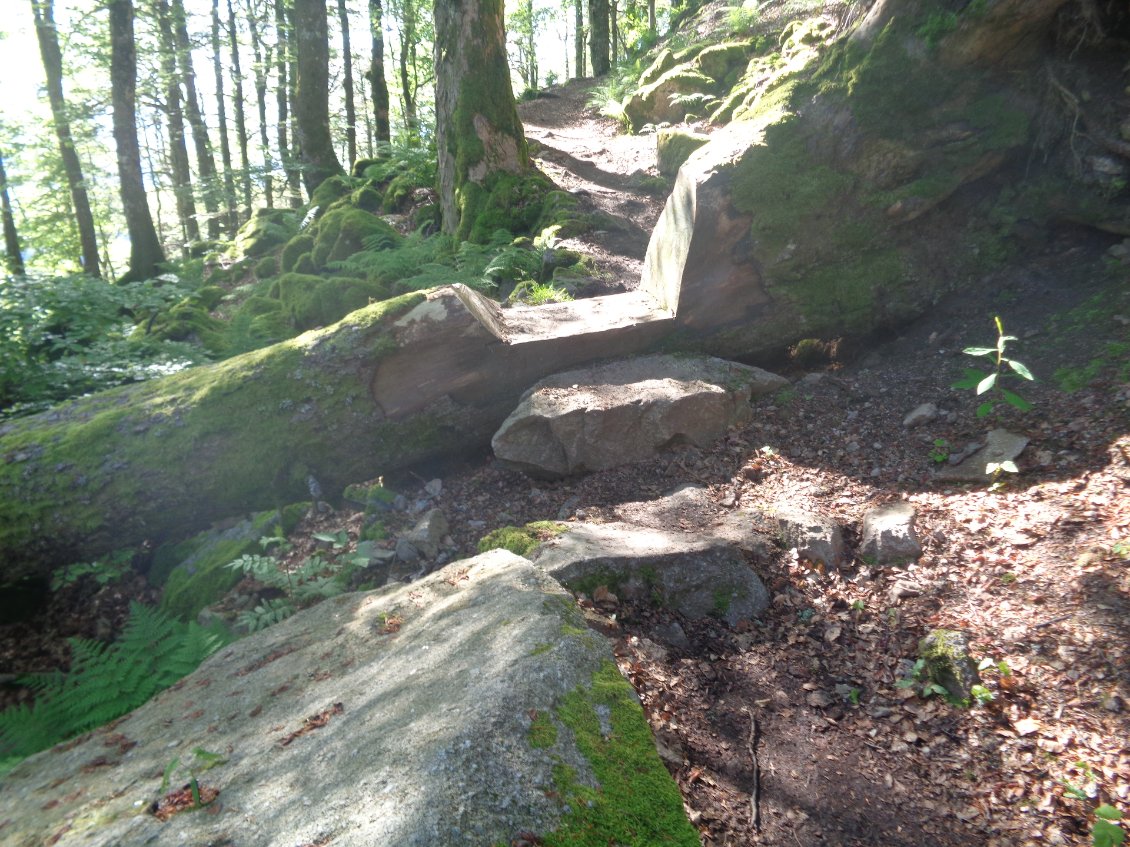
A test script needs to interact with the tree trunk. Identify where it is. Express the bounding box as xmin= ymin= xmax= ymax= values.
xmin=244 ymin=0 xmax=275 ymax=208
xmin=293 ymin=0 xmax=345 ymax=194
xmin=0 ymin=285 xmax=673 ymax=581
xmin=275 ymin=0 xmax=303 ymax=206
xmin=109 ymin=0 xmax=166 ymax=283
xmin=610 ymin=0 xmax=618 ymax=65
xmin=589 ymin=0 xmax=609 ymax=75
xmin=227 ymin=0 xmax=254 ymax=217
xmin=647 ymin=0 xmax=654 ymax=34
xmin=574 ymin=0 xmax=584 ymax=78
xmin=337 ymin=0 xmax=358 ymax=167
xmin=31 ymin=0 xmax=101 ymax=277
xmin=0 ymin=149 xmax=25 ymax=276
xmin=434 ymin=0 xmax=528 ymax=238
xmin=171 ymin=0 xmax=221 ymax=240
xmin=367 ymin=0 xmax=392 ymax=146
xmin=155 ymin=0 xmax=201 ymax=246
xmin=398 ymin=0 xmax=418 ymax=135
xmin=212 ymin=0 xmax=240 ymax=232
